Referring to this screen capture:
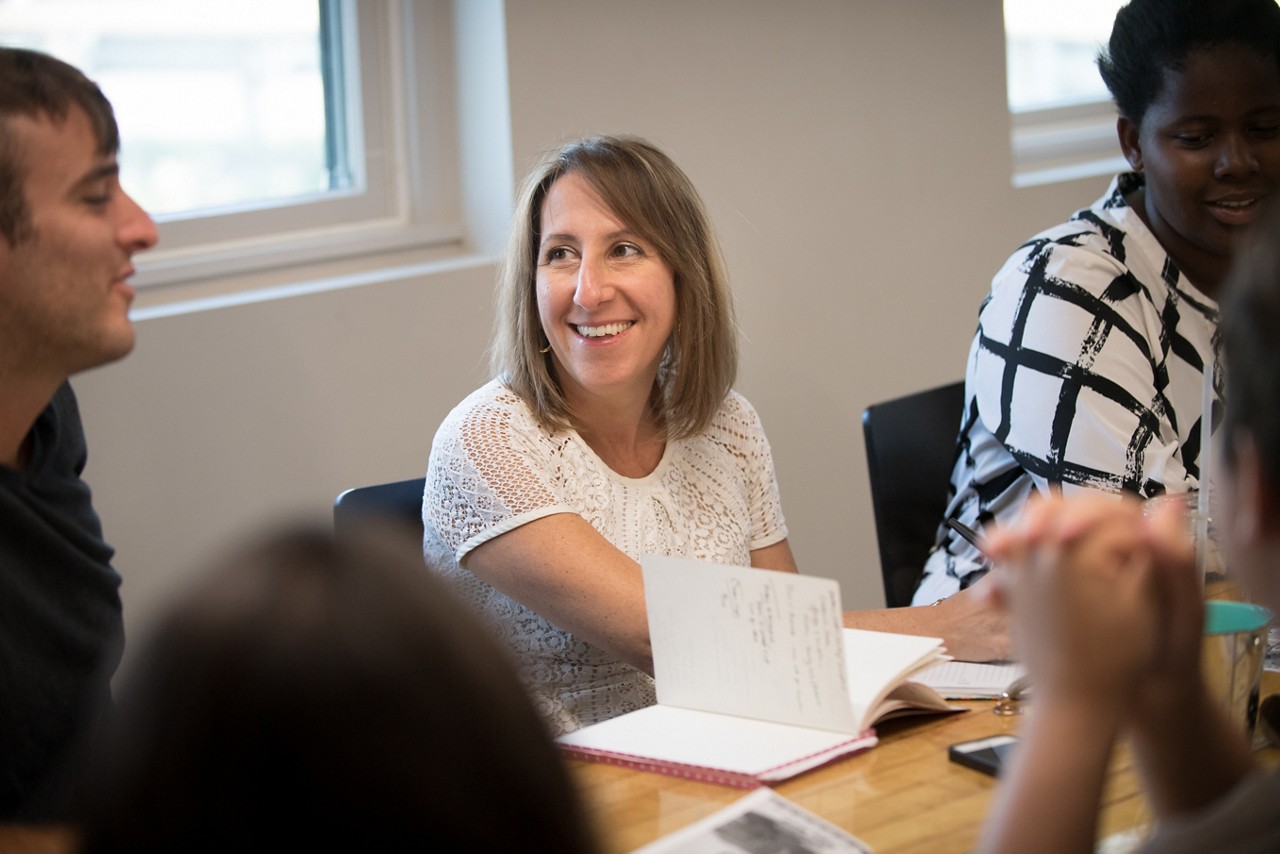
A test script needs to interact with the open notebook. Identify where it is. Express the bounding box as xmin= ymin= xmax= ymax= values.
xmin=556 ymin=556 xmax=960 ymax=787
